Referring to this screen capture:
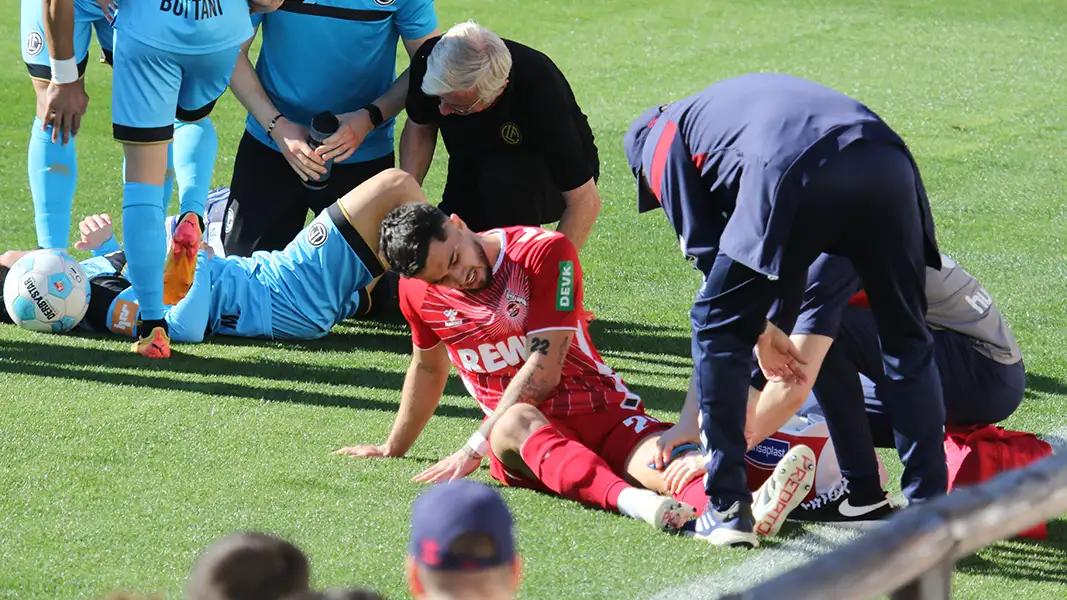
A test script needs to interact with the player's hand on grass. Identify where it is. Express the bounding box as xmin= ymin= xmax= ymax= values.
xmin=412 ymin=449 xmax=482 ymax=484
xmin=650 ymin=423 xmax=700 ymax=470
xmin=73 ymin=213 xmax=113 ymax=251
xmin=756 ymin=322 xmax=808 ymax=384
xmin=315 ymin=110 xmax=375 ymax=164
xmin=662 ymin=451 xmax=706 ymax=495
xmin=43 ymin=78 xmax=89 ymax=145
xmin=270 ymin=117 xmax=327 ymax=183
xmin=333 ymin=444 xmax=392 ymax=458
